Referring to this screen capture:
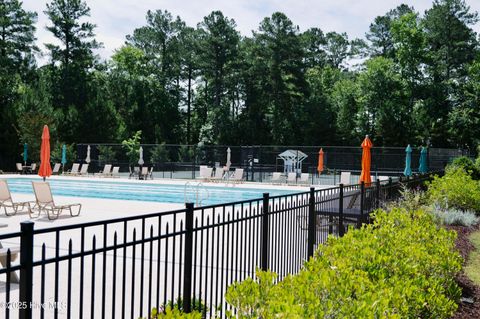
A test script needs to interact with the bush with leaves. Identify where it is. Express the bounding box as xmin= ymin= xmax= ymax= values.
xmin=450 ymin=156 xmax=479 ymax=179
xmin=122 ymin=130 xmax=142 ymax=164
xmin=97 ymin=145 xmax=117 ymax=164
xmin=226 ymin=208 xmax=462 ymax=318
xmin=150 ymin=143 xmax=170 ymax=164
xmin=430 ymin=206 xmax=480 ymax=227
xmin=427 ymin=166 xmax=480 ymax=213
